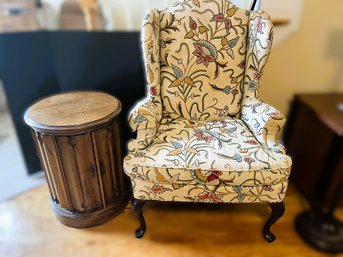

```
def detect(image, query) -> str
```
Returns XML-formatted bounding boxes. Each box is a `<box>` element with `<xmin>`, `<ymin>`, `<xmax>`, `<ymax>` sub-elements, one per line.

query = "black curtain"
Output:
<box><xmin>0</xmin><ymin>31</ymin><xmax>146</xmax><ymax>175</ymax></box>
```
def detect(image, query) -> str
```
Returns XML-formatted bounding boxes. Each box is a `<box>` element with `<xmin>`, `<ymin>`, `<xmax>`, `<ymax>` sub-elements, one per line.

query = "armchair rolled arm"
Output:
<box><xmin>129</xmin><ymin>96</ymin><xmax>162</xmax><ymax>132</ymax></box>
<box><xmin>241</xmin><ymin>97</ymin><xmax>286</xmax><ymax>154</ymax></box>
<box><xmin>128</xmin><ymin>96</ymin><xmax>162</xmax><ymax>151</ymax></box>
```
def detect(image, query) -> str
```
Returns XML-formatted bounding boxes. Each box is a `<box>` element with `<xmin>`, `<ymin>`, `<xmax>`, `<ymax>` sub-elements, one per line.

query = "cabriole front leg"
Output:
<box><xmin>132</xmin><ymin>198</ymin><xmax>147</xmax><ymax>239</ymax></box>
<box><xmin>263</xmin><ymin>202</ymin><xmax>285</xmax><ymax>243</ymax></box>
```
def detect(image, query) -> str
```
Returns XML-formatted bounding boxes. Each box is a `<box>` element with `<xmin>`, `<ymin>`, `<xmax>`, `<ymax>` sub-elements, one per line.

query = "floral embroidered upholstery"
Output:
<box><xmin>124</xmin><ymin>0</ymin><xmax>292</xmax><ymax>204</ymax></box>
<box><xmin>159</xmin><ymin>2</ymin><xmax>249</xmax><ymax>121</ymax></box>
<box><xmin>125</xmin><ymin>118</ymin><xmax>291</xmax><ymax>186</ymax></box>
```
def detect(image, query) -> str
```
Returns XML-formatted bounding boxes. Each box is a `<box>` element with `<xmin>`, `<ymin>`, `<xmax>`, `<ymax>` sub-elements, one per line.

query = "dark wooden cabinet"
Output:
<box><xmin>285</xmin><ymin>94</ymin><xmax>343</xmax><ymax>211</ymax></box>
<box><xmin>284</xmin><ymin>94</ymin><xmax>343</xmax><ymax>253</ymax></box>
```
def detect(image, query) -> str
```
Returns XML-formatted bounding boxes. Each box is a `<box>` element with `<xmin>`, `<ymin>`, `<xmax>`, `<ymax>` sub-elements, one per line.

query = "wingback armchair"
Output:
<box><xmin>124</xmin><ymin>0</ymin><xmax>292</xmax><ymax>242</ymax></box>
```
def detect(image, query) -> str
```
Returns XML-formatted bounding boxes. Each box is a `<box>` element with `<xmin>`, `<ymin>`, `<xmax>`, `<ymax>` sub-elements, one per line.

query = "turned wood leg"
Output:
<box><xmin>263</xmin><ymin>202</ymin><xmax>285</xmax><ymax>243</ymax></box>
<box><xmin>132</xmin><ymin>198</ymin><xmax>147</xmax><ymax>239</ymax></box>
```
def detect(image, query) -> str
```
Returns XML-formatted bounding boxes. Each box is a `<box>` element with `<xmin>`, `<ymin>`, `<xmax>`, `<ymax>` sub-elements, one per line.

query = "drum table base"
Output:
<box><xmin>51</xmin><ymin>194</ymin><xmax>129</xmax><ymax>228</ymax></box>
<box><xmin>25</xmin><ymin>92</ymin><xmax>129</xmax><ymax>228</ymax></box>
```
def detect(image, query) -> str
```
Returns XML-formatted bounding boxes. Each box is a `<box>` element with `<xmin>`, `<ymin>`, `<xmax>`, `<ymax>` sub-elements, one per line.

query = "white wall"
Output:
<box><xmin>261</xmin><ymin>0</ymin><xmax>343</xmax><ymax>115</ymax></box>
<box><xmin>42</xmin><ymin>0</ymin><xmax>302</xmax><ymax>40</ymax></box>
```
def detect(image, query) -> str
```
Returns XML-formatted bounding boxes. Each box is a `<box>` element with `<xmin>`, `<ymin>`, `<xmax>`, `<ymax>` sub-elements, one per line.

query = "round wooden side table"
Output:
<box><xmin>24</xmin><ymin>91</ymin><xmax>129</xmax><ymax>228</ymax></box>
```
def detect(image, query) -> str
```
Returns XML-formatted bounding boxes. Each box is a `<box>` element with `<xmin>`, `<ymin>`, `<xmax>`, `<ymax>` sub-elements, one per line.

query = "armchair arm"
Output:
<box><xmin>128</xmin><ymin>96</ymin><xmax>162</xmax><ymax>151</ymax></box>
<box><xmin>241</xmin><ymin>97</ymin><xmax>286</xmax><ymax>154</ymax></box>
<box><xmin>128</xmin><ymin>96</ymin><xmax>162</xmax><ymax>132</ymax></box>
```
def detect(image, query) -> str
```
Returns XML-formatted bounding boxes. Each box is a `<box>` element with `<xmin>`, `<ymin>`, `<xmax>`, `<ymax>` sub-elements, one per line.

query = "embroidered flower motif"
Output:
<box><xmin>211</xmin><ymin>14</ymin><xmax>225</xmax><ymax>22</ymax></box>
<box><xmin>213</xmin><ymin>120</ymin><xmax>227</xmax><ymax>125</ymax></box>
<box><xmin>195</xmin><ymin>129</ymin><xmax>215</xmax><ymax>143</ymax></box>
<box><xmin>254</xmin><ymin>72</ymin><xmax>262</xmax><ymax>81</ymax></box>
<box><xmin>263</xmin><ymin>185</ymin><xmax>274</xmax><ymax>192</ymax></box>
<box><xmin>195</xmin><ymin>191</ymin><xmax>224</xmax><ymax>203</ymax></box>
<box><xmin>244</xmin><ymin>157</ymin><xmax>255</xmax><ymax>169</ymax></box>
<box><xmin>248</xmin><ymin>81</ymin><xmax>258</xmax><ymax>92</ymax></box>
<box><xmin>225</xmin><ymin>18</ymin><xmax>232</xmax><ymax>32</ymax></box>
<box><xmin>223</xmin><ymin>86</ymin><xmax>231</xmax><ymax>95</ymax></box>
<box><xmin>231</xmin><ymin>88</ymin><xmax>239</xmax><ymax>96</ymax></box>
<box><xmin>150</xmin><ymin>184</ymin><xmax>172</xmax><ymax>194</ymax></box>
<box><xmin>237</xmin><ymin>60</ymin><xmax>246</xmax><ymax>69</ymax></box>
<box><xmin>189</xmin><ymin>17</ymin><xmax>197</xmax><ymax>30</ymax></box>
<box><xmin>267</xmin><ymin>111</ymin><xmax>281</xmax><ymax>116</ymax></box>
<box><xmin>149</xmin><ymin>86</ymin><xmax>157</xmax><ymax>96</ymax></box>
<box><xmin>256</xmin><ymin>16</ymin><xmax>263</xmax><ymax>34</ymax></box>
<box><xmin>244</xmin><ymin>140</ymin><xmax>258</xmax><ymax>145</ymax></box>
<box><xmin>193</xmin><ymin>40</ymin><xmax>218</xmax><ymax>67</ymax></box>
<box><xmin>207</xmin><ymin>170</ymin><xmax>223</xmax><ymax>182</ymax></box>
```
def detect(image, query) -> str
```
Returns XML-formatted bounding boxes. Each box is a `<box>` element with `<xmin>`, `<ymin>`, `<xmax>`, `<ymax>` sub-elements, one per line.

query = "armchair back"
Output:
<box><xmin>141</xmin><ymin>0</ymin><xmax>274</xmax><ymax>122</ymax></box>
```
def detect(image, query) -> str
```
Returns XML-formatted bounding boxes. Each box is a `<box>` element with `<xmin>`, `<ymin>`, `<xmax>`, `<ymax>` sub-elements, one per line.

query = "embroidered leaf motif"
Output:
<box><xmin>191</xmin><ymin>169</ymin><xmax>207</xmax><ymax>183</ymax></box>
<box><xmin>168</xmin><ymin>149</ymin><xmax>182</xmax><ymax>156</ymax></box>
<box><xmin>244</xmin><ymin>157</ymin><xmax>255</xmax><ymax>164</ymax></box>
<box><xmin>133</xmin><ymin>114</ymin><xmax>146</xmax><ymax>124</ymax></box>
<box><xmin>221</xmin><ymin>37</ymin><xmax>228</xmax><ymax>46</ymax></box>
<box><xmin>184</xmin><ymin>77</ymin><xmax>195</xmax><ymax>87</ymax></box>
<box><xmin>233</xmin><ymin>186</ymin><xmax>245</xmax><ymax>202</ymax></box>
<box><xmin>172</xmin><ymin>183</ymin><xmax>185</xmax><ymax>190</ymax></box>
<box><xmin>171</xmin><ymin>64</ymin><xmax>183</xmax><ymax>78</ymax></box>
<box><xmin>228</xmin><ymin>127</ymin><xmax>237</xmax><ymax>133</ymax></box>
<box><xmin>231</xmin><ymin>77</ymin><xmax>238</xmax><ymax>84</ymax></box>
<box><xmin>150</xmin><ymin>184</ymin><xmax>172</xmax><ymax>194</ymax></box>
<box><xmin>232</xmin><ymin>153</ymin><xmax>242</xmax><ymax>162</ymax></box>
<box><xmin>169</xmin><ymin>78</ymin><xmax>181</xmax><ymax>88</ymax></box>
<box><xmin>192</xmin><ymin>0</ymin><xmax>200</xmax><ymax>7</ymax></box>
<box><xmin>225</xmin><ymin>18</ymin><xmax>232</xmax><ymax>32</ymax></box>
<box><xmin>185</xmin><ymin>147</ymin><xmax>199</xmax><ymax>155</ymax></box>
<box><xmin>139</xmin><ymin>109</ymin><xmax>151</xmax><ymax>116</ymax></box>
<box><xmin>189</xmin><ymin>17</ymin><xmax>197</xmax><ymax>30</ymax></box>
<box><xmin>198</xmin><ymin>26</ymin><xmax>209</xmax><ymax>34</ymax></box>
<box><xmin>226</xmin><ymin>7</ymin><xmax>238</xmax><ymax>17</ymax></box>
<box><xmin>185</xmin><ymin>31</ymin><xmax>195</xmax><ymax>39</ymax></box>
<box><xmin>226</xmin><ymin>48</ymin><xmax>234</xmax><ymax>59</ymax></box>
<box><xmin>254</xmin><ymin>121</ymin><xmax>261</xmax><ymax>129</ymax></box>
<box><xmin>239</xmin><ymin>148</ymin><xmax>248</xmax><ymax>153</ymax></box>
<box><xmin>171</xmin><ymin>141</ymin><xmax>183</xmax><ymax>149</ymax></box>
<box><xmin>228</xmin><ymin>36</ymin><xmax>239</xmax><ymax>48</ymax></box>
<box><xmin>147</xmin><ymin>65</ymin><xmax>154</xmax><ymax>84</ymax></box>
<box><xmin>211</xmin><ymin>14</ymin><xmax>225</xmax><ymax>22</ymax></box>
<box><xmin>155</xmin><ymin>169</ymin><xmax>167</xmax><ymax>183</ymax></box>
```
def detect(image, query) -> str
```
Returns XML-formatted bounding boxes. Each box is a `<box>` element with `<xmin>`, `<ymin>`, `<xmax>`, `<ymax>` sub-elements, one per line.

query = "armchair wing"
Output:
<box><xmin>241</xmin><ymin>11</ymin><xmax>286</xmax><ymax>153</ymax></box>
<box><xmin>128</xmin><ymin>9</ymin><xmax>163</xmax><ymax>150</ymax></box>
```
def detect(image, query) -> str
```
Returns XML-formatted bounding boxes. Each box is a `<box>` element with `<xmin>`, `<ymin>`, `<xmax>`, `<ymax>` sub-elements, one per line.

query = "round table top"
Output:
<box><xmin>24</xmin><ymin>91</ymin><xmax>121</xmax><ymax>133</ymax></box>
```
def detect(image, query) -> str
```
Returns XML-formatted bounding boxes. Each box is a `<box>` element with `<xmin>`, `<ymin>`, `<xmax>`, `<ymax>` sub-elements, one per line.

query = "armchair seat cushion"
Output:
<box><xmin>124</xmin><ymin>118</ymin><xmax>292</xmax><ymax>187</ymax></box>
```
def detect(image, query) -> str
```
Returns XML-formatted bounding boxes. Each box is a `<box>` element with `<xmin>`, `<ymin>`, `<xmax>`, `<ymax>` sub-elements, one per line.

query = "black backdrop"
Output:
<box><xmin>0</xmin><ymin>31</ymin><xmax>146</xmax><ymax>174</ymax></box>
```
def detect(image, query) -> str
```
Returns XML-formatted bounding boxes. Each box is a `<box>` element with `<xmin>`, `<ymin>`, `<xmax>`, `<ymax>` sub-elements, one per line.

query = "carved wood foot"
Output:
<box><xmin>263</xmin><ymin>202</ymin><xmax>285</xmax><ymax>243</ymax></box>
<box><xmin>132</xmin><ymin>198</ymin><xmax>147</xmax><ymax>239</ymax></box>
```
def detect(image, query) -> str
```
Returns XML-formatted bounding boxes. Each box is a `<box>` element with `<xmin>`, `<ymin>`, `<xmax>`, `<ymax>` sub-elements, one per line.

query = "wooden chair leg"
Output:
<box><xmin>132</xmin><ymin>198</ymin><xmax>147</xmax><ymax>239</ymax></box>
<box><xmin>263</xmin><ymin>202</ymin><xmax>285</xmax><ymax>243</ymax></box>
